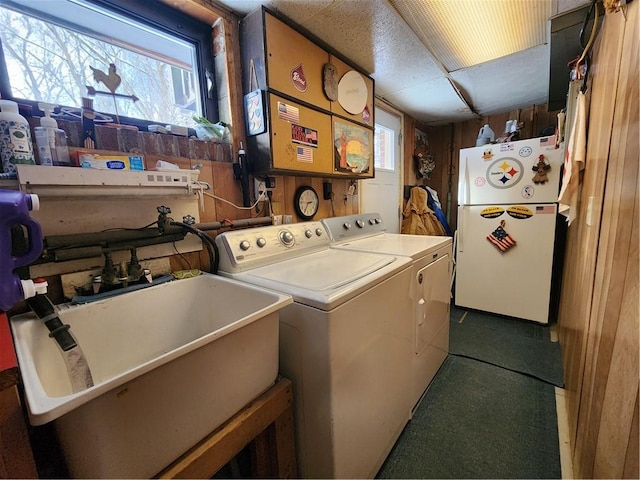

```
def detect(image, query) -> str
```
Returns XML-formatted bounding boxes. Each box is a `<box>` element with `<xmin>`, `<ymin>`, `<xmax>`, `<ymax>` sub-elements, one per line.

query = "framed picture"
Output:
<box><xmin>333</xmin><ymin>118</ymin><xmax>373</xmax><ymax>176</ymax></box>
<box><xmin>415</xmin><ymin>128</ymin><xmax>428</xmax><ymax>149</ymax></box>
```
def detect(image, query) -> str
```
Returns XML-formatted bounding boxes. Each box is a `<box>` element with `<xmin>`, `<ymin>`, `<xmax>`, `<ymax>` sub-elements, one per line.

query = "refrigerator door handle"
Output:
<box><xmin>462</xmin><ymin>157</ymin><xmax>470</xmax><ymax>205</ymax></box>
<box><xmin>458</xmin><ymin>206</ymin><xmax>467</xmax><ymax>252</ymax></box>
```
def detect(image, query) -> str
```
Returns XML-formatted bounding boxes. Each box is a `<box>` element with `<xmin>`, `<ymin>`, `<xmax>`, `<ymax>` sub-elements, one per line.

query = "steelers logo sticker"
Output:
<box><xmin>485</xmin><ymin>157</ymin><xmax>524</xmax><ymax>189</ymax></box>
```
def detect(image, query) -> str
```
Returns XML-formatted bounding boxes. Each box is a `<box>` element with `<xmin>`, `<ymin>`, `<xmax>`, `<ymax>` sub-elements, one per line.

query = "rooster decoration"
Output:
<box><xmin>90</xmin><ymin>63</ymin><xmax>121</xmax><ymax>93</ymax></box>
<box><xmin>86</xmin><ymin>62</ymin><xmax>138</xmax><ymax>124</ymax></box>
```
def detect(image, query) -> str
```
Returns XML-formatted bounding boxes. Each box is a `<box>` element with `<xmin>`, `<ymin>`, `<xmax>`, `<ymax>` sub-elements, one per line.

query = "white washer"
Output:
<box><xmin>215</xmin><ymin>222</ymin><xmax>413</xmax><ymax>479</ymax></box>
<box><xmin>322</xmin><ymin>213</ymin><xmax>453</xmax><ymax>411</ymax></box>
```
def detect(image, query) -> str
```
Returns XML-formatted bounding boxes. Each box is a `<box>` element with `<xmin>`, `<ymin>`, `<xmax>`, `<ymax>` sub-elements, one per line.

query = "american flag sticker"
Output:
<box><xmin>296</xmin><ymin>146</ymin><xmax>313</xmax><ymax>163</ymax></box>
<box><xmin>539</xmin><ymin>135</ymin><xmax>556</xmax><ymax>147</ymax></box>
<box><xmin>487</xmin><ymin>221</ymin><xmax>517</xmax><ymax>253</ymax></box>
<box><xmin>536</xmin><ymin>205</ymin><xmax>556</xmax><ymax>214</ymax></box>
<box><xmin>278</xmin><ymin>102</ymin><xmax>299</xmax><ymax>123</ymax></box>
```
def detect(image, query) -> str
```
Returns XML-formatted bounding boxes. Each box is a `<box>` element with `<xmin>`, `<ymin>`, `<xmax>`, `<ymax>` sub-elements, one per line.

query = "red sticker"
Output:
<box><xmin>291</xmin><ymin>64</ymin><xmax>308</xmax><ymax>92</ymax></box>
<box><xmin>362</xmin><ymin>106</ymin><xmax>371</xmax><ymax>124</ymax></box>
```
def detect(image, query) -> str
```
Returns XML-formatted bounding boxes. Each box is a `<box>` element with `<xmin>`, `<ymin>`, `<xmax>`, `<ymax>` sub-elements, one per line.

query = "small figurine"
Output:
<box><xmin>532</xmin><ymin>154</ymin><xmax>551</xmax><ymax>184</ymax></box>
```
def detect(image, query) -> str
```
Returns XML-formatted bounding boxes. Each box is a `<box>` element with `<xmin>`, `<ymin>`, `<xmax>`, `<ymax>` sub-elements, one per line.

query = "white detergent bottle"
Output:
<box><xmin>34</xmin><ymin>103</ymin><xmax>71</xmax><ymax>166</ymax></box>
<box><xmin>476</xmin><ymin>123</ymin><xmax>495</xmax><ymax>146</ymax></box>
<box><xmin>0</xmin><ymin>99</ymin><xmax>35</xmax><ymax>172</ymax></box>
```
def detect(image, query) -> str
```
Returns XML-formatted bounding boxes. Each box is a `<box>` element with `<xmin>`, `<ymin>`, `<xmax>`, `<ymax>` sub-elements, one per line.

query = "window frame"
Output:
<box><xmin>0</xmin><ymin>0</ymin><xmax>218</xmax><ymax>130</ymax></box>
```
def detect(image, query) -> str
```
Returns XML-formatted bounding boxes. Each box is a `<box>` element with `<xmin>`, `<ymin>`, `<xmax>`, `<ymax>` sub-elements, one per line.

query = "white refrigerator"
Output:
<box><xmin>455</xmin><ymin>136</ymin><xmax>563</xmax><ymax>324</ymax></box>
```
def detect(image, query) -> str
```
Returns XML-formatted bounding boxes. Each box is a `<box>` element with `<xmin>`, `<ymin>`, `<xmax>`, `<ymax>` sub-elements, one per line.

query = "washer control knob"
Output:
<box><xmin>369</xmin><ymin>218</ymin><xmax>376</xmax><ymax>225</ymax></box>
<box><xmin>279</xmin><ymin>230</ymin><xmax>295</xmax><ymax>246</ymax></box>
<box><xmin>256</xmin><ymin>237</ymin><xmax>267</xmax><ymax>248</ymax></box>
<box><xmin>375</xmin><ymin>217</ymin><xmax>382</xmax><ymax>224</ymax></box>
<box><xmin>356</xmin><ymin>219</ymin><xmax>365</xmax><ymax>228</ymax></box>
<box><xmin>343</xmin><ymin>222</ymin><xmax>352</xmax><ymax>230</ymax></box>
<box><xmin>315</xmin><ymin>228</ymin><xmax>324</xmax><ymax>236</ymax></box>
<box><xmin>239</xmin><ymin>240</ymin><xmax>251</xmax><ymax>251</ymax></box>
<box><xmin>305</xmin><ymin>229</ymin><xmax>313</xmax><ymax>238</ymax></box>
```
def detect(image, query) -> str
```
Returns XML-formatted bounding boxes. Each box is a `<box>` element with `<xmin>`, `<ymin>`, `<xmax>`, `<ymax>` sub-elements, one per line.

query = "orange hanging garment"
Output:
<box><xmin>401</xmin><ymin>187</ymin><xmax>446</xmax><ymax>236</ymax></box>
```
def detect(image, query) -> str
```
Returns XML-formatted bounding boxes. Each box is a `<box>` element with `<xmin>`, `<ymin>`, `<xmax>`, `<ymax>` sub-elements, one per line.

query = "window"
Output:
<box><xmin>374</xmin><ymin>123</ymin><xmax>395</xmax><ymax>171</ymax></box>
<box><xmin>0</xmin><ymin>0</ymin><xmax>217</xmax><ymax>128</ymax></box>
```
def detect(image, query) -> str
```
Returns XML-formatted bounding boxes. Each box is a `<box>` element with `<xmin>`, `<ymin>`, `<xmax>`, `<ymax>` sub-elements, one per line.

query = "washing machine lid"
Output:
<box><xmin>333</xmin><ymin>233</ymin><xmax>452</xmax><ymax>260</ymax></box>
<box><xmin>231</xmin><ymin>248</ymin><xmax>410</xmax><ymax>310</ymax></box>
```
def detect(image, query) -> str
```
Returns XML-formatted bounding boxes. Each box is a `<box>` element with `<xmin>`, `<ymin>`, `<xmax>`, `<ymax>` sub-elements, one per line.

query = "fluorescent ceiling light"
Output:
<box><xmin>388</xmin><ymin>0</ymin><xmax>552</xmax><ymax>72</ymax></box>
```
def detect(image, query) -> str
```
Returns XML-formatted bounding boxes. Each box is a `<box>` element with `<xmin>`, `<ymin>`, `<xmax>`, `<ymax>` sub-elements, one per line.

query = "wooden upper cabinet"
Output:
<box><xmin>328</xmin><ymin>55</ymin><xmax>375</xmax><ymax>128</ymax></box>
<box><xmin>264</xmin><ymin>13</ymin><xmax>330</xmax><ymax>111</ymax></box>
<box><xmin>240</xmin><ymin>7</ymin><xmax>375</xmax><ymax>178</ymax></box>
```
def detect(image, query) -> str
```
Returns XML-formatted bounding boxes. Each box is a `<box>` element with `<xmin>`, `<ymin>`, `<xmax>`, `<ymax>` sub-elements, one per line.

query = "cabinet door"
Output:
<box><xmin>269</xmin><ymin>94</ymin><xmax>333</xmax><ymax>174</ymax></box>
<box><xmin>329</xmin><ymin>55</ymin><xmax>374</xmax><ymax>127</ymax></box>
<box><xmin>265</xmin><ymin>13</ymin><xmax>330</xmax><ymax>110</ymax></box>
<box><xmin>415</xmin><ymin>254</ymin><xmax>451</xmax><ymax>355</ymax></box>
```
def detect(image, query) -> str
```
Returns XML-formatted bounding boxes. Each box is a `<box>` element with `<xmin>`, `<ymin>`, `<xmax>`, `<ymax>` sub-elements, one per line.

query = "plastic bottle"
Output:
<box><xmin>0</xmin><ymin>190</ymin><xmax>44</xmax><ymax>311</ymax></box>
<box><xmin>0</xmin><ymin>99</ymin><xmax>36</xmax><ymax>173</ymax></box>
<box><xmin>476</xmin><ymin>123</ymin><xmax>495</xmax><ymax>147</ymax></box>
<box><xmin>34</xmin><ymin>103</ymin><xmax>71</xmax><ymax>166</ymax></box>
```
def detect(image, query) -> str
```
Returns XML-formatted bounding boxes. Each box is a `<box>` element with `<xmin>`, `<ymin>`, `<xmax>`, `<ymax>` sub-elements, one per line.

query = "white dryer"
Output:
<box><xmin>215</xmin><ymin>222</ymin><xmax>413</xmax><ymax>479</ymax></box>
<box><xmin>322</xmin><ymin>213</ymin><xmax>452</xmax><ymax>411</ymax></box>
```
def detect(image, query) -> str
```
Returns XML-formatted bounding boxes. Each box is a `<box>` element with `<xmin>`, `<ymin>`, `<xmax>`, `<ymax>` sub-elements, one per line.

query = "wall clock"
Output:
<box><xmin>294</xmin><ymin>185</ymin><xmax>319</xmax><ymax>219</ymax></box>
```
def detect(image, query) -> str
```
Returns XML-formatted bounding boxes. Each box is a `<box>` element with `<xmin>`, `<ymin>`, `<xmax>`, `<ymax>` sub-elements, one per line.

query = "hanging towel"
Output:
<box><xmin>401</xmin><ymin>187</ymin><xmax>446</xmax><ymax>236</ymax></box>
<box><xmin>558</xmin><ymin>89</ymin><xmax>588</xmax><ymax>225</ymax></box>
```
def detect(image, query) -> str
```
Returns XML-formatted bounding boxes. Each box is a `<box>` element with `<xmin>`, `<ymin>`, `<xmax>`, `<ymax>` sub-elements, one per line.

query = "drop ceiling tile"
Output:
<box><xmin>451</xmin><ymin>44</ymin><xmax>550</xmax><ymax>116</ymax></box>
<box><xmin>381</xmin><ymin>76</ymin><xmax>476</xmax><ymax>125</ymax></box>
<box><xmin>294</xmin><ymin>0</ymin><xmax>444</xmax><ymax>83</ymax></box>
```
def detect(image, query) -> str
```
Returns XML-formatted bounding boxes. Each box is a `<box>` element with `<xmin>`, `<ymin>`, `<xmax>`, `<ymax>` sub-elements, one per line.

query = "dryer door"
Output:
<box><xmin>415</xmin><ymin>254</ymin><xmax>451</xmax><ymax>355</ymax></box>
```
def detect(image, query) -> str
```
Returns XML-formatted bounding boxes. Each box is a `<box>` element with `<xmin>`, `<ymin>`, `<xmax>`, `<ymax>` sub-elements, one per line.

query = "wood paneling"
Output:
<box><xmin>554</xmin><ymin>3</ymin><xmax>639</xmax><ymax>478</ymax></box>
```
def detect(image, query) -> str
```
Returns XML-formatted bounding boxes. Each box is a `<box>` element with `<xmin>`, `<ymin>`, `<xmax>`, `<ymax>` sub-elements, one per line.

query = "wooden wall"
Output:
<box><xmin>555</xmin><ymin>3</ymin><xmax>639</xmax><ymax>478</ymax></box>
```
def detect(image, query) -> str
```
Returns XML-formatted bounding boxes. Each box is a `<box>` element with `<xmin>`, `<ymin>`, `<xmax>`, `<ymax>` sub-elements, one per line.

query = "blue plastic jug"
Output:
<box><xmin>0</xmin><ymin>190</ymin><xmax>43</xmax><ymax>311</ymax></box>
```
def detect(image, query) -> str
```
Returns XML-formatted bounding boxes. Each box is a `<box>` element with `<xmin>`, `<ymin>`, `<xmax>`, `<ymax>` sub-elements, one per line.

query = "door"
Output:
<box><xmin>455</xmin><ymin>203</ymin><xmax>557</xmax><ymax>323</ymax></box>
<box><xmin>458</xmin><ymin>137</ymin><xmax>563</xmax><ymax>206</ymax></box>
<box><xmin>414</xmin><ymin>253</ymin><xmax>451</xmax><ymax>405</ymax></box>
<box><xmin>360</xmin><ymin>106</ymin><xmax>402</xmax><ymax>232</ymax></box>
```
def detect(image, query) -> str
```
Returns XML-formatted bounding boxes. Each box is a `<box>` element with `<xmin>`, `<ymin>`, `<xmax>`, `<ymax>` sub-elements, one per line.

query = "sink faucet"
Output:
<box><xmin>93</xmin><ymin>249</ymin><xmax>152</xmax><ymax>294</ymax></box>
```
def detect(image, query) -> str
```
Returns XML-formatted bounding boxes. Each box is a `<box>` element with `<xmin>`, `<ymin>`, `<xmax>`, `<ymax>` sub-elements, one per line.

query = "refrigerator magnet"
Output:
<box><xmin>531</xmin><ymin>154</ymin><xmax>551</xmax><ymax>184</ymax></box>
<box><xmin>507</xmin><ymin>205</ymin><xmax>533</xmax><ymax>219</ymax></box>
<box><xmin>487</xmin><ymin>220</ymin><xmax>517</xmax><ymax>253</ymax></box>
<box><xmin>482</xmin><ymin>148</ymin><xmax>493</xmax><ymax>160</ymax></box>
<box><xmin>480</xmin><ymin>206</ymin><xmax>505</xmax><ymax>218</ymax></box>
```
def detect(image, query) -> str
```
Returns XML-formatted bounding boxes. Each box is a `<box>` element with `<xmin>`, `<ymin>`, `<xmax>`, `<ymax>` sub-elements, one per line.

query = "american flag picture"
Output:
<box><xmin>296</xmin><ymin>146</ymin><xmax>313</xmax><ymax>163</ymax></box>
<box><xmin>487</xmin><ymin>221</ymin><xmax>517</xmax><ymax>253</ymax></box>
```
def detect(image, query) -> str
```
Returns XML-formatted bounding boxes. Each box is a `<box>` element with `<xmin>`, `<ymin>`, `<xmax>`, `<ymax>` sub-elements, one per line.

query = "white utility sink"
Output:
<box><xmin>10</xmin><ymin>273</ymin><xmax>292</xmax><ymax>478</ymax></box>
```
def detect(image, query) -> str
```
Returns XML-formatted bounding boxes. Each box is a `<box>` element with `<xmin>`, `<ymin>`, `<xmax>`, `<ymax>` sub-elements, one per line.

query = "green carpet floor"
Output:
<box><xmin>449</xmin><ymin>307</ymin><xmax>564</xmax><ymax>387</ymax></box>
<box><xmin>377</xmin><ymin>308</ymin><xmax>562</xmax><ymax>479</ymax></box>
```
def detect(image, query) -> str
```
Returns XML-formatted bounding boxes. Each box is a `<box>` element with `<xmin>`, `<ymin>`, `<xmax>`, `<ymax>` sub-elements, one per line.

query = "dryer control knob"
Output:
<box><xmin>279</xmin><ymin>230</ymin><xmax>295</xmax><ymax>246</ymax></box>
<box><xmin>375</xmin><ymin>217</ymin><xmax>382</xmax><ymax>224</ymax></box>
<box><xmin>369</xmin><ymin>218</ymin><xmax>376</xmax><ymax>225</ymax></box>
<box><xmin>315</xmin><ymin>228</ymin><xmax>323</xmax><ymax>236</ymax></box>
<box><xmin>305</xmin><ymin>229</ymin><xmax>313</xmax><ymax>238</ymax></box>
<box><xmin>343</xmin><ymin>222</ymin><xmax>352</xmax><ymax>230</ymax></box>
<box><xmin>356</xmin><ymin>219</ymin><xmax>365</xmax><ymax>228</ymax></box>
<box><xmin>239</xmin><ymin>240</ymin><xmax>251</xmax><ymax>251</ymax></box>
<box><xmin>256</xmin><ymin>237</ymin><xmax>266</xmax><ymax>248</ymax></box>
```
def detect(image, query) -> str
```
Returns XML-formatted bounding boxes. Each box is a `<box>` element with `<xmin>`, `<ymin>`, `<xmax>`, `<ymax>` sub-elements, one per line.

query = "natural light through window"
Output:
<box><xmin>0</xmin><ymin>0</ymin><xmax>202</xmax><ymax>127</ymax></box>
<box><xmin>374</xmin><ymin>123</ymin><xmax>394</xmax><ymax>171</ymax></box>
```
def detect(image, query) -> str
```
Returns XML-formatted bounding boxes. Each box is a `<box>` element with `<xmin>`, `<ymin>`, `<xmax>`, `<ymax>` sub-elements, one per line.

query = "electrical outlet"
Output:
<box><xmin>254</xmin><ymin>178</ymin><xmax>268</xmax><ymax>200</ymax></box>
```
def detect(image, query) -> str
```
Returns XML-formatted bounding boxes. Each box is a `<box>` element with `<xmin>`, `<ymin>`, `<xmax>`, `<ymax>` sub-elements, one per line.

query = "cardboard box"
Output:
<box><xmin>75</xmin><ymin>152</ymin><xmax>145</xmax><ymax>171</ymax></box>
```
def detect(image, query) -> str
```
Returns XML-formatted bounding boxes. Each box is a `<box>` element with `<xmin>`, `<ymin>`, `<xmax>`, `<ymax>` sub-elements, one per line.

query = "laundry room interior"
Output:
<box><xmin>0</xmin><ymin>0</ymin><xmax>637</xmax><ymax>479</ymax></box>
